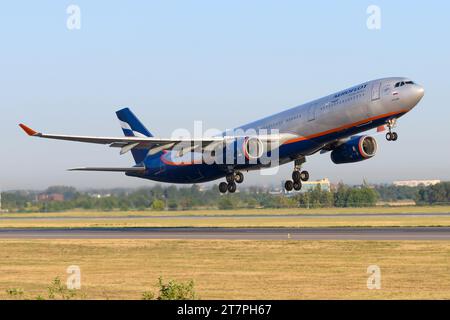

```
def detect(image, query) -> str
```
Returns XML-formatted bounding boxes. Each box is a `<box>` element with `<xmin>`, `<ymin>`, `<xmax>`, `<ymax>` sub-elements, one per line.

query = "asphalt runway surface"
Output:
<box><xmin>1</xmin><ymin>227</ymin><xmax>450</xmax><ymax>240</ymax></box>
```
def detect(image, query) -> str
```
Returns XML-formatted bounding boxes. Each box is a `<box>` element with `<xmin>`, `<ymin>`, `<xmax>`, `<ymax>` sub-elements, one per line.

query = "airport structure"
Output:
<box><xmin>393</xmin><ymin>180</ymin><xmax>440</xmax><ymax>187</ymax></box>
<box><xmin>283</xmin><ymin>178</ymin><xmax>331</xmax><ymax>194</ymax></box>
<box><xmin>301</xmin><ymin>178</ymin><xmax>331</xmax><ymax>192</ymax></box>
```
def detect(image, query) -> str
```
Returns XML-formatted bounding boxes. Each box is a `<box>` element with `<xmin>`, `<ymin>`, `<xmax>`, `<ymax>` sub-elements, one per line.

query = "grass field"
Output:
<box><xmin>1</xmin><ymin>206</ymin><xmax>450</xmax><ymax>228</ymax></box>
<box><xmin>1</xmin><ymin>216</ymin><xmax>450</xmax><ymax>228</ymax></box>
<box><xmin>0</xmin><ymin>240</ymin><xmax>449</xmax><ymax>299</ymax></box>
<box><xmin>2</xmin><ymin>205</ymin><xmax>450</xmax><ymax>219</ymax></box>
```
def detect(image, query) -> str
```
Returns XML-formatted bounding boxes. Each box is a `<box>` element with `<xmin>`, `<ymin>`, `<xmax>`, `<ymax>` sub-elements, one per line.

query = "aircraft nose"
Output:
<box><xmin>415</xmin><ymin>84</ymin><xmax>425</xmax><ymax>100</ymax></box>
<box><xmin>408</xmin><ymin>83</ymin><xmax>424</xmax><ymax>107</ymax></box>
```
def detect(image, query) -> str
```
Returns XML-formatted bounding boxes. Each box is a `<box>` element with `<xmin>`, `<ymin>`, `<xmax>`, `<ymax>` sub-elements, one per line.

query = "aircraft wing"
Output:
<box><xmin>19</xmin><ymin>123</ymin><xmax>224</xmax><ymax>155</ymax></box>
<box><xmin>19</xmin><ymin>123</ymin><xmax>298</xmax><ymax>156</ymax></box>
<box><xmin>68</xmin><ymin>166</ymin><xmax>146</xmax><ymax>172</ymax></box>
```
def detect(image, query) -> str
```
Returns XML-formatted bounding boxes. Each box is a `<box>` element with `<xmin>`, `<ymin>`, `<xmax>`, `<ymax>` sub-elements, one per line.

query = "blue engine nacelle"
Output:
<box><xmin>226</xmin><ymin>136</ymin><xmax>265</xmax><ymax>164</ymax></box>
<box><xmin>201</xmin><ymin>136</ymin><xmax>266</xmax><ymax>165</ymax></box>
<box><xmin>330</xmin><ymin>135</ymin><xmax>378</xmax><ymax>164</ymax></box>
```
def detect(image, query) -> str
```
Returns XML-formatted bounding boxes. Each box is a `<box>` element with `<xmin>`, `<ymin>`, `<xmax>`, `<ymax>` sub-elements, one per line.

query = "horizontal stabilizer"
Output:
<box><xmin>68</xmin><ymin>167</ymin><xmax>146</xmax><ymax>172</ymax></box>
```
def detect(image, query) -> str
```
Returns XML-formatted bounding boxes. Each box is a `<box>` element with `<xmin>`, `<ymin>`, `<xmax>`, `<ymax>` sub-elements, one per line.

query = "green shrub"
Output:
<box><xmin>217</xmin><ymin>197</ymin><xmax>235</xmax><ymax>210</ymax></box>
<box><xmin>5</xmin><ymin>288</ymin><xmax>24</xmax><ymax>299</ymax></box>
<box><xmin>151</xmin><ymin>199</ymin><xmax>165</xmax><ymax>211</ymax></box>
<box><xmin>142</xmin><ymin>277</ymin><xmax>197</xmax><ymax>300</ymax></box>
<box><xmin>47</xmin><ymin>277</ymin><xmax>78</xmax><ymax>300</ymax></box>
<box><xmin>157</xmin><ymin>277</ymin><xmax>196</xmax><ymax>300</ymax></box>
<box><xmin>142</xmin><ymin>291</ymin><xmax>155</xmax><ymax>300</ymax></box>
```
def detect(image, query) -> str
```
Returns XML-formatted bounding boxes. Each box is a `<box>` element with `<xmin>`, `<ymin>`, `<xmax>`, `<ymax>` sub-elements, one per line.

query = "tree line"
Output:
<box><xmin>1</xmin><ymin>182</ymin><xmax>449</xmax><ymax>212</ymax></box>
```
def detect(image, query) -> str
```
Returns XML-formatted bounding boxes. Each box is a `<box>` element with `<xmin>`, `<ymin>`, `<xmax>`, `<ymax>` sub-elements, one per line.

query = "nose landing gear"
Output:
<box><xmin>386</xmin><ymin>119</ymin><xmax>398</xmax><ymax>141</ymax></box>
<box><xmin>219</xmin><ymin>171</ymin><xmax>244</xmax><ymax>193</ymax></box>
<box><xmin>284</xmin><ymin>158</ymin><xmax>309</xmax><ymax>192</ymax></box>
<box><xmin>386</xmin><ymin>132</ymin><xmax>398</xmax><ymax>141</ymax></box>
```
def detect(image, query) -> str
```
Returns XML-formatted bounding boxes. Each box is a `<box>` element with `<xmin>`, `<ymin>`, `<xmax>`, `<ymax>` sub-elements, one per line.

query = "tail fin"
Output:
<box><xmin>116</xmin><ymin>107</ymin><xmax>152</xmax><ymax>164</ymax></box>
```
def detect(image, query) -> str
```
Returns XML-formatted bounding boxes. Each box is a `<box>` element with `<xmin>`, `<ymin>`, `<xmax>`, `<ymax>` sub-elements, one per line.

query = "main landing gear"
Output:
<box><xmin>385</xmin><ymin>119</ymin><xmax>398</xmax><ymax>141</ymax></box>
<box><xmin>284</xmin><ymin>158</ymin><xmax>309</xmax><ymax>192</ymax></box>
<box><xmin>219</xmin><ymin>171</ymin><xmax>244</xmax><ymax>193</ymax></box>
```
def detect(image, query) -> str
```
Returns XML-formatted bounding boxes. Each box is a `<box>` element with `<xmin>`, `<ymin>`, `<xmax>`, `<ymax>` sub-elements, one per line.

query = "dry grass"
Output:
<box><xmin>2</xmin><ymin>205</ymin><xmax>450</xmax><ymax>219</ymax></box>
<box><xmin>0</xmin><ymin>240</ymin><xmax>449</xmax><ymax>299</ymax></box>
<box><xmin>1</xmin><ymin>215</ymin><xmax>450</xmax><ymax>228</ymax></box>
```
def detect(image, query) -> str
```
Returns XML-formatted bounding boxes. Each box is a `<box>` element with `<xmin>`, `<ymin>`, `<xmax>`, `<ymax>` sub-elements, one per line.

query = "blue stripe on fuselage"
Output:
<box><xmin>126</xmin><ymin>112</ymin><xmax>404</xmax><ymax>183</ymax></box>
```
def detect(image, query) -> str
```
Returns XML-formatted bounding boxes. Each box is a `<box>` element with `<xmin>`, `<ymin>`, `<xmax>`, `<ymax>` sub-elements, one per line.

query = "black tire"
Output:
<box><xmin>219</xmin><ymin>182</ymin><xmax>228</xmax><ymax>193</ymax></box>
<box><xmin>227</xmin><ymin>182</ymin><xmax>237</xmax><ymax>193</ymax></box>
<box><xmin>292</xmin><ymin>170</ymin><xmax>301</xmax><ymax>183</ymax></box>
<box><xmin>226</xmin><ymin>173</ymin><xmax>235</xmax><ymax>183</ymax></box>
<box><xmin>300</xmin><ymin>170</ymin><xmax>309</xmax><ymax>181</ymax></box>
<box><xmin>285</xmin><ymin>180</ymin><xmax>293</xmax><ymax>191</ymax></box>
<box><xmin>386</xmin><ymin>132</ymin><xmax>392</xmax><ymax>141</ymax></box>
<box><xmin>293</xmin><ymin>181</ymin><xmax>302</xmax><ymax>191</ymax></box>
<box><xmin>234</xmin><ymin>172</ymin><xmax>244</xmax><ymax>184</ymax></box>
<box><xmin>392</xmin><ymin>132</ymin><xmax>398</xmax><ymax>141</ymax></box>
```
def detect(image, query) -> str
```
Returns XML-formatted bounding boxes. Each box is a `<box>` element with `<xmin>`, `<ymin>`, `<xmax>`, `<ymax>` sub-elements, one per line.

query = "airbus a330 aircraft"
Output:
<box><xmin>20</xmin><ymin>77</ymin><xmax>424</xmax><ymax>193</ymax></box>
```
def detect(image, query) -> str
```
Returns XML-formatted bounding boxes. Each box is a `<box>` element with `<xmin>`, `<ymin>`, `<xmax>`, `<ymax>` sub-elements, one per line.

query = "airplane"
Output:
<box><xmin>19</xmin><ymin>77</ymin><xmax>424</xmax><ymax>193</ymax></box>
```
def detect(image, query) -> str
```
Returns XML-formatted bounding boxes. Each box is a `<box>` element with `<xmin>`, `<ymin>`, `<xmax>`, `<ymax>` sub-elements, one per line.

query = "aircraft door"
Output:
<box><xmin>371</xmin><ymin>81</ymin><xmax>381</xmax><ymax>101</ymax></box>
<box><xmin>307</xmin><ymin>103</ymin><xmax>316</xmax><ymax>121</ymax></box>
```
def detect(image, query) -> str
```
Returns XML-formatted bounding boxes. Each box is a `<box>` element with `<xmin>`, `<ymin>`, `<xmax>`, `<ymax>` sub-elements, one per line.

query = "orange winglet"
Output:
<box><xmin>19</xmin><ymin>123</ymin><xmax>38</xmax><ymax>136</ymax></box>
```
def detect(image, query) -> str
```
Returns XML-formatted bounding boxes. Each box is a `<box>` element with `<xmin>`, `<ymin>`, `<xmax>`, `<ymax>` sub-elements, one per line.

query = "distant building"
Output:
<box><xmin>269</xmin><ymin>189</ymin><xmax>283</xmax><ymax>195</ymax></box>
<box><xmin>88</xmin><ymin>193</ymin><xmax>111</xmax><ymax>198</ymax></box>
<box><xmin>393</xmin><ymin>180</ymin><xmax>440</xmax><ymax>187</ymax></box>
<box><xmin>301</xmin><ymin>178</ymin><xmax>331</xmax><ymax>192</ymax></box>
<box><xmin>37</xmin><ymin>193</ymin><xmax>65</xmax><ymax>202</ymax></box>
<box><xmin>283</xmin><ymin>178</ymin><xmax>331</xmax><ymax>194</ymax></box>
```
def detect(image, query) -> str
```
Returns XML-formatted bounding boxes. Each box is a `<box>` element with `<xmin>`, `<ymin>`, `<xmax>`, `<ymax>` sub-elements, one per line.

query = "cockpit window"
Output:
<box><xmin>394</xmin><ymin>81</ymin><xmax>414</xmax><ymax>88</ymax></box>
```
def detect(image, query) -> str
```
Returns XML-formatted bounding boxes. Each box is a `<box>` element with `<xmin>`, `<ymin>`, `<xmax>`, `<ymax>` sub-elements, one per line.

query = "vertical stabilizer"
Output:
<box><xmin>116</xmin><ymin>107</ymin><xmax>152</xmax><ymax>164</ymax></box>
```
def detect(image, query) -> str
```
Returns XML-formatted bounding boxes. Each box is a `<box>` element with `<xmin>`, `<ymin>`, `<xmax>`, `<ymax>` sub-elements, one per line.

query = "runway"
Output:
<box><xmin>1</xmin><ymin>227</ymin><xmax>450</xmax><ymax>240</ymax></box>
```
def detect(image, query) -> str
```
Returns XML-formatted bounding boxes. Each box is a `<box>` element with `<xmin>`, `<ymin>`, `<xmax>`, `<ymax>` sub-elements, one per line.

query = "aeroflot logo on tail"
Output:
<box><xmin>334</xmin><ymin>84</ymin><xmax>367</xmax><ymax>98</ymax></box>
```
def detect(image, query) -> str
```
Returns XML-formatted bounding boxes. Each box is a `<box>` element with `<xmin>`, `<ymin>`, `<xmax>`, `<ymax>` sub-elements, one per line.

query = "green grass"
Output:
<box><xmin>0</xmin><ymin>240</ymin><xmax>449</xmax><ymax>299</ymax></box>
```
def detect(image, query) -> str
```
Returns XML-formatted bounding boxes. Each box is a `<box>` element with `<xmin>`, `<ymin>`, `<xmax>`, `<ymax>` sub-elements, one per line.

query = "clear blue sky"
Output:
<box><xmin>1</xmin><ymin>1</ymin><xmax>449</xmax><ymax>189</ymax></box>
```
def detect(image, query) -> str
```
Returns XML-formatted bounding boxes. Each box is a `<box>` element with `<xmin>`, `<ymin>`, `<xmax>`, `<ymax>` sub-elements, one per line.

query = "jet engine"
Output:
<box><xmin>226</xmin><ymin>136</ymin><xmax>265</xmax><ymax>164</ymax></box>
<box><xmin>330</xmin><ymin>135</ymin><xmax>377</xmax><ymax>164</ymax></box>
<box><xmin>202</xmin><ymin>136</ymin><xmax>276</xmax><ymax>165</ymax></box>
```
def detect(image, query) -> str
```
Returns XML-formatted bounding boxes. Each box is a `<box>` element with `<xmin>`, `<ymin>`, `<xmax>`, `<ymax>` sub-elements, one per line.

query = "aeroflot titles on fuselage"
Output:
<box><xmin>334</xmin><ymin>84</ymin><xmax>368</xmax><ymax>98</ymax></box>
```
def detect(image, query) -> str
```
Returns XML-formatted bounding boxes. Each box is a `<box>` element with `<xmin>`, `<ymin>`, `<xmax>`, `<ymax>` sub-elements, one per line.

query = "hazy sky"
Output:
<box><xmin>1</xmin><ymin>1</ymin><xmax>449</xmax><ymax>190</ymax></box>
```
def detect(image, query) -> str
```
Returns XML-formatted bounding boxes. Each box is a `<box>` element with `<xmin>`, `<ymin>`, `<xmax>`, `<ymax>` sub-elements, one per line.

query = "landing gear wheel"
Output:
<box><xmin>300</xmin><ymin>170</ymin><xmax>309</xmax><ymax>181</ymax></box>
<box><xmin>227</xmin><ymin>182</ymin><xmax>237</xmax><ymax>193</ymax></box>
<box><xmin>292</xmin><ymin>171</ymin><xmax>301</xmax><ymax>183</ymax></box>
<box><xmin>293</xmin><ymin>181</ymin><xmax>302</xmax><ymax>191</ymax></box>
<box><xmin>219</xmin><ymin>182</ymin><xmax>228</xmax><ymax>193</ymax></box>
<box><xmin>386</xmin><ymin>132</ymin><xmax>392</xmax><ymax>141</ymax></box>
<box><xmin>285</xmin><ymin>180</ymin><xmax>294</xmax><ymax>191</ymax></box>
<box><xmin>226</xmin><ymin>173</ymin><xmax>235</xmax><ymax>183</ymax></box>
<box><xmin>234</xmin><ymin>172</ymin><xmax>244</xmax><ymax>184</ymax></box>
<box><xmin>386</xmin><ymin>118</ymin><xmax>398</xmax><ymax>142</ymax></box>
<box><xmin>391</xmin><ymin>132</ymin><xmax>398</xmax><ymax>141</ymax></box>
